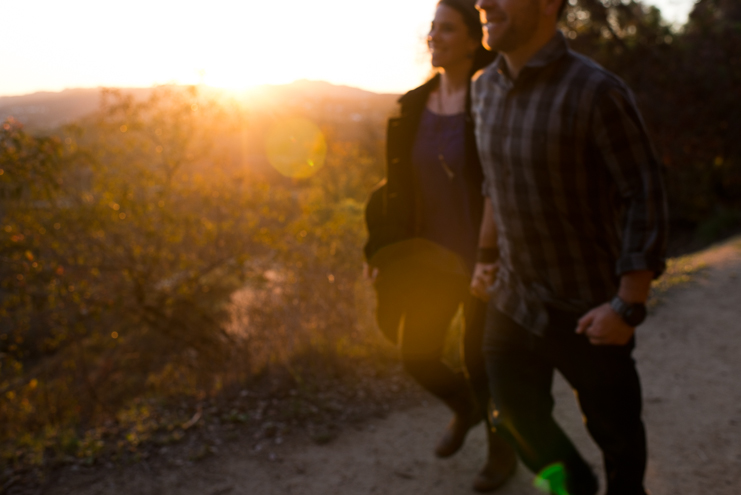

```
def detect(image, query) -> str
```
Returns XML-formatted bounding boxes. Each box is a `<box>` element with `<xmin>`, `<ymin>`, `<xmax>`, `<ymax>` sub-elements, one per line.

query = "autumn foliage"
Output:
<box><xmin>0</xmin><ymin>86</ymin><xmax>386</xmax><ymax>473</ymax></box>
<box><xmin>0</xmin><ymin>0</ymin><xmax>739</xmax><ymax>482</ymax></box>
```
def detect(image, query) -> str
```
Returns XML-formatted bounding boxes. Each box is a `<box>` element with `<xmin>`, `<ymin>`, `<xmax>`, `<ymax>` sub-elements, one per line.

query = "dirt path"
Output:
<box><xmin>46</xmin><ymin>238</ymin><xmax>741</xmax><ymax>495</ymax></box>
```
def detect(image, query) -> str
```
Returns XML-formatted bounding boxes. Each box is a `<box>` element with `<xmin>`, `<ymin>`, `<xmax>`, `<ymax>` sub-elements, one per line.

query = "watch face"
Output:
<box><xmin>624</xmin><ymin>304</ymin><xmax>647</xmax><ymax>327</ymax></box>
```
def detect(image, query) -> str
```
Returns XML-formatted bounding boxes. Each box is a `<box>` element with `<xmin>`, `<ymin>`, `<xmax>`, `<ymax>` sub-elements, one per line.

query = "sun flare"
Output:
<box><xmin>0</xmin><ymin>0</ymin><xmax>434</xmax><ymax>96</ymax></box>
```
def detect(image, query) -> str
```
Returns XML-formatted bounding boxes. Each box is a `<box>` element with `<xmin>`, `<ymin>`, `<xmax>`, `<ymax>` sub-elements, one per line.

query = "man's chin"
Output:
<box><xmin>482</xmin><ymin>35</ymin><xmax>499</xmax><ymax>52</ymax></box>
<box><xmin>483</xmin><ymin>29</ymin><xmax>505</xmax><ymax>52</ymax></box>
<box><xmin>484</xmin><ymin>31</ymin><xmax>519</xmax><ymax>54</ymax></box>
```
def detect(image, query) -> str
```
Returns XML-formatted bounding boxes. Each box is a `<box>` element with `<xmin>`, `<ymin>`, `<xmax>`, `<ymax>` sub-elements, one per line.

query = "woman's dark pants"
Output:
<box><xmin>483</xmin><ymin>305</ymin><xmax>648</xmax><ymax>495</ymax></box>
<box><xmin>393</xmin><ymin>268</ymin><xmax>490</xmax><ymax>421</ymax></box>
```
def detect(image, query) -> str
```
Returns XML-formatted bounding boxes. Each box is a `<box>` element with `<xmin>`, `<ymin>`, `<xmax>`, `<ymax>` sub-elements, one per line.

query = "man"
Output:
<box><xmin>469</xmin><ymin>0</ymin><xmax>668</xmax><ymax>494</ymax></box>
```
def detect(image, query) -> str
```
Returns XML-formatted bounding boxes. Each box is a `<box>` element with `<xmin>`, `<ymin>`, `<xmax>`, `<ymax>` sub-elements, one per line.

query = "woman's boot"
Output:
<box><xmin>435</xmin><ymin>392</ymin><xmax>482</xmax><ymax>458</ymax></box>
<box><xmin>472</xmin><ymin>427</ymin><xmax>518</xmax><ymax>492</ymax></box>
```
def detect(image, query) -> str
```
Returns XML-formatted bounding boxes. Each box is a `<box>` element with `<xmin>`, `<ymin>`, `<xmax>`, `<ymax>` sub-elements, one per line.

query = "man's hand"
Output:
<box><xmin>470</xmin><ymin>262</ymin><xmax>498</xmax><ymax>302</ymax></box>
<box><xmin>576</xmin><ymin>303</ymin><xmax>635</xmax><ymax>345</ymax></box>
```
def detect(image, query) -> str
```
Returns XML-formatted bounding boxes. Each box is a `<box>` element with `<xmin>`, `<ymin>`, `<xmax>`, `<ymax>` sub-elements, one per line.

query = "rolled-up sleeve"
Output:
<box><xmin>591</xmin><ymin>84</ymin><xmax>669</xmax><ymax>278</ymax></box>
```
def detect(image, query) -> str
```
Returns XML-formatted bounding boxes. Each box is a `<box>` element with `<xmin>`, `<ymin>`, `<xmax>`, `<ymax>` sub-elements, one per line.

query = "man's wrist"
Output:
<box><xmin>610</xmin><ymin>295</ymin><xmax>647</xmax><ymax>327</ymax></box>
<box><xmin>617</xmin><ymin>270</ymin><xmax>654</xmax><ymax>303</ymax></box>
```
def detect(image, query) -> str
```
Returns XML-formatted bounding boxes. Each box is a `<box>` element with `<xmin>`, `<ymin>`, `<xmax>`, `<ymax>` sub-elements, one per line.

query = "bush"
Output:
<box><xmin>0</xmin><ymin>86</ymin><xmax>389</xmax><ymax>473</ymax></box>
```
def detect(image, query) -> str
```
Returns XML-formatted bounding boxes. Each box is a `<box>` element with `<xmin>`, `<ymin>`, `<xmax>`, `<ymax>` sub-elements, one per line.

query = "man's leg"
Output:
<box><xmin>462</xmin><ymin>296</ymin><xmax>493</xmax><ymax>427</ymax></box>
<box><xmin>483</xmin><ymin>305</ymin><xmax>597</xmax><ymax>495</ymax></box>
<box><xmin>546</xmin><ymin>309</ymin><xmax>648</xmax><ymax>495</ymax></box>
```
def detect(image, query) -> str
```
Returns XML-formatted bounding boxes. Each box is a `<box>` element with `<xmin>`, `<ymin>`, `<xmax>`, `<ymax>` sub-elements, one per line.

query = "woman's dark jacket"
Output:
<box><xmin>364</xmin><ymin>74</ymin><xmax>486</xmax><ymax>266</ymax></box>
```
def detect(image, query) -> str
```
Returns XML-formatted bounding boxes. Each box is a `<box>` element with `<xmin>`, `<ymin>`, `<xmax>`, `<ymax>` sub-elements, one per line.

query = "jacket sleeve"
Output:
<box><xmin>363</xmin><ymin>180</ymin><xmax>388</xmax><ymax>262</ymax></box>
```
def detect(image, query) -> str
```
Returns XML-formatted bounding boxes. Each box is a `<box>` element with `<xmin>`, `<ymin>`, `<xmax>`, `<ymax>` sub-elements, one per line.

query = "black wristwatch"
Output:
<box><xmin>610</xmin><ymin>295</ymin><xmax>647</xmax><ymax>327</ymax></box>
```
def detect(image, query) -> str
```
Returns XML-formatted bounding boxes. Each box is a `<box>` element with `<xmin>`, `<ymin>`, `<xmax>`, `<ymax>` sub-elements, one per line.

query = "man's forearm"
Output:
<box><xmin>479</xmin><ymin>197</ymin><xmax>498</xmax><ymax>248</ymax></box>
<box><xmin>617</xmin><ymin>270</ymin><xmax>654</xmax><ymax>303</ymax></box>
<box><xmin>471</xmin><ymin>198</ymin><xmax>499</xmax><ymax>301</ymax></box>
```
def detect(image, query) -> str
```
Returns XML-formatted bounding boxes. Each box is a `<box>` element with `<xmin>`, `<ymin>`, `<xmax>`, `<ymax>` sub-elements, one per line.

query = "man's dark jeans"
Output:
<box><xmin>483</xmin><ymin>304</ymin><xmax>648</xmax><ymax>495</ymax></box>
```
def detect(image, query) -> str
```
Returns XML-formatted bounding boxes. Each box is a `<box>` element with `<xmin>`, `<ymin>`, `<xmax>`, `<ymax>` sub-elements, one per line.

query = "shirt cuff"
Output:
<box><xmin>616</xmin><ymin>254</ymin><xmax>666</xmax><ymax>279</ymax></box>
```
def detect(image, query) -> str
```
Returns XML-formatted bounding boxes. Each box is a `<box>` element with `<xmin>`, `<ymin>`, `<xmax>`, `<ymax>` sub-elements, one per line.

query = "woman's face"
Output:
<box><xmin>428</xmin><ymin>4</ymin><xmax>479</xmax><ymax>70</ymax></box>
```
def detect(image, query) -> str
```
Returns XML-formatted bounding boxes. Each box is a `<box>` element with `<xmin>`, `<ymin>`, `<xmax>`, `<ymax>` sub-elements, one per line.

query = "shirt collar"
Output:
<box><xmin>489</xmin><ymin>30</ymin><xmax>569</xmax><ymax>88</ymax></box>
<box><xmin>524</xmin><ymin>30</ymin><xmax>568</xmax><ymax>69</ymax></box>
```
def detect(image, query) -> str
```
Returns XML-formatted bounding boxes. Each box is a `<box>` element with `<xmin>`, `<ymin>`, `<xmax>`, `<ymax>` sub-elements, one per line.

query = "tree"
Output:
<box><xmin>562</xmin><ymin>0</ymin><xmax>741</xmax><ymax>239</ymax></box>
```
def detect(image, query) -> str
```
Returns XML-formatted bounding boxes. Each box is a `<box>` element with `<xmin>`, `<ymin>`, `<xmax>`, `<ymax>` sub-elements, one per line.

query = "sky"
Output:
<box><xmin>2</xmin><ymin>0</ymin><xmax>696</xmax><ymax>97</ymax></box>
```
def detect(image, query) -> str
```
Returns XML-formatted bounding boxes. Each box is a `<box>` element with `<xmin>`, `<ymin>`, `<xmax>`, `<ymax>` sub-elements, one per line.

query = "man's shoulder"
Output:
<box><xmin>560</xmin><ymin>50</ymin><xmax>631</xmax><ymax>97</ymax></box>
<box><xmin>471</xmin><ymin>59</ymin><xmax>502</xmax><ymax>94</ymax></box>
<box><xmin>473</xmin><ymin>61</ymin><xmax>498</xmax><ymax>82</ymax></box>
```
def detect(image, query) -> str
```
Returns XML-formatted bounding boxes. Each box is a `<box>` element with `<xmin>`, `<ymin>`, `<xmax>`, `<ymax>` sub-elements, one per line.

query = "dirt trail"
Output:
<box><xmin>46</xmin><ymin>238</ymin><xmax>741</xmax><ymax>495</ymax></box>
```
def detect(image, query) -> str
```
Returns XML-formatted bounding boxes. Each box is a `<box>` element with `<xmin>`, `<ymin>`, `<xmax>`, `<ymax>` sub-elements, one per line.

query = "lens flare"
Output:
<box><xmin>265</xmin><ymin>117</ymin><xmax>326</xmax><ymax>179</ymax></box>
<box><xmin>369</xmin><ymin>238</ymin><xmax>469</xmax><ymax>344</ymax></box>
<box><xmin>533</xmin><ymin>462</ymin><xmax>569</xmax><ymax>495</ymax></box>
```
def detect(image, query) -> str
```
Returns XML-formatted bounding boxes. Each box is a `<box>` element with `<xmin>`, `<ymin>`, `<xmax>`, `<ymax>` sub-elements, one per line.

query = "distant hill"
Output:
<box><xmin>0</xmin><ymin>87</ymin><xmax>156</xmax><ymax>130</ymax></box>
<box><xmin>0</xmin><ymin>81</ymin><xmax>402</xmax><ymax>182</ymax></box>
<box><xmin>0</xmin><ymin>81</ymin><xmax>400</xmax><ymax>131</ymax></box>
<box><xmin>241</xmin><ymin>80</ymin><xmax>398</xmax><ymax>106</ymax></box>
<box><xmin>233</xmin><ymin>81</ymin><xmax>400</xmax><ymax>176</ymax></box>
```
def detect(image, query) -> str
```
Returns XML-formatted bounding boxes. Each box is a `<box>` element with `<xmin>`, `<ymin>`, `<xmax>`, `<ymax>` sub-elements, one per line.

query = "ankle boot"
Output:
<box><xmin>434</xmin><ymin>392</ymin><xmax>481</xmax><ymax>458</ymax></box>
<box><xmin>472</xmin><ymin>428</ymin><xmax>518</xmax><ymax>492</ymax></box>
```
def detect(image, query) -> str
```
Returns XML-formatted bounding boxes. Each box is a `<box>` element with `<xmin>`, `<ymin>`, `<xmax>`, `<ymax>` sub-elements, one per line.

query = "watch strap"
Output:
<box><xmin>610</xmin><ymin>295</ymin><xmax>647</xmax><ymax>327</ymax></box>
<box><xmin>610</xmin><ymin>295</ymin><xmax>629</xmax><ymax>316</ymax></box>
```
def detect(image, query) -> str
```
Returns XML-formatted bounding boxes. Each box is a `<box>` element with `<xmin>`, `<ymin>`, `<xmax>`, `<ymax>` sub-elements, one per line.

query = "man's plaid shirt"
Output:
<box><xmin>472</xmin><ymin>31</ymin><xmax>668</xmax><ymax>334</ymax></box>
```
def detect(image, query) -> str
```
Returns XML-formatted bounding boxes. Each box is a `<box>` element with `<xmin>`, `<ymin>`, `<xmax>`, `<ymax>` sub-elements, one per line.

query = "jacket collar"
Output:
<box><xmin>397</xmin><ymin>74</ymin><xmax>439</xmax><ymax>116</ymax></box>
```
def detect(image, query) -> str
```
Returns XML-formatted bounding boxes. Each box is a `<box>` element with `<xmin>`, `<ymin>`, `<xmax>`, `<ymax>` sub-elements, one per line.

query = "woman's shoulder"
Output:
<box><xmin>397</xmin><ymin>75</ymin><xmax>439</xmax><ymax>117</ymax></box>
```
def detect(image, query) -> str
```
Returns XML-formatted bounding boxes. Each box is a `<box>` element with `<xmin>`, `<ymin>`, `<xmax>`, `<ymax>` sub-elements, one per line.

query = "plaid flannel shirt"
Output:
<box><xmin>472</xmin><ymin>31</ymin><xmax>668</xmax><ymax>334</ymax></box>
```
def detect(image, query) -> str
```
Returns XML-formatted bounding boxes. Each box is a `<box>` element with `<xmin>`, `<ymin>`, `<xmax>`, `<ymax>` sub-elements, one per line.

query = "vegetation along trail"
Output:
<box><xmin>2</xmin><ymin>2</ymin><xmax>740</xmax><ymax>493</ymax></box>
<box><xmin>42</xmin><ymin>238</ymin><xmax>741</xmax><ymax>494</ymax></box>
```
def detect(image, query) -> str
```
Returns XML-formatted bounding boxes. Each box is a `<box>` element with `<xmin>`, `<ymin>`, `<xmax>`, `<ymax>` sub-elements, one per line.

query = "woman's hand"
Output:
<box><xmin>363</xmin><ymin>262</ymin><xmax>379</xmax><ymax>282</ymax></box>
<box><xmin>470</xmin><ymin>261</ymin><xmax>498</xmax><ymax>301</ymax></box>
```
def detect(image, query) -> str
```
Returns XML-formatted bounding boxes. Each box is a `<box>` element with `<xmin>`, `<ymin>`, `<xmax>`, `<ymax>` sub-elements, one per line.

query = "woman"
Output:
<box><xmin>364</xmin><ymin>0</ymin><xmax>516</xmax><ymax>491</ymax></box>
